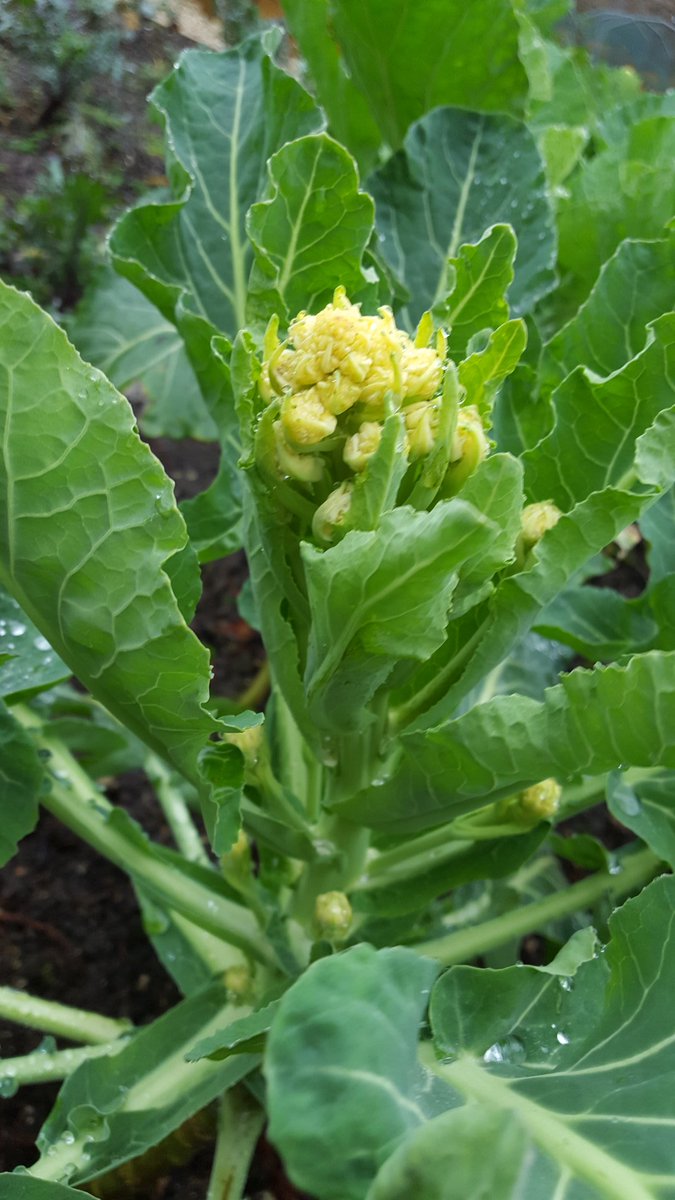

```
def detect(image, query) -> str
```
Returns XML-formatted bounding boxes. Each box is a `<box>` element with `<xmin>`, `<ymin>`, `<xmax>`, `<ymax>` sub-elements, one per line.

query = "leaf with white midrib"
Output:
<box><xmin>427</xmin><ymin>875</ymin><xmax>675</xmax><ymax>1199</ymax></box>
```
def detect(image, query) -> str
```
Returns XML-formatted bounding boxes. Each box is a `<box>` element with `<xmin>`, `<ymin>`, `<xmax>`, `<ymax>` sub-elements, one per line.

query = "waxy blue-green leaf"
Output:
<box><xmin>557</xmin><ymin>114</ymin><xmax>675</xmax><ymax>314</ymax></box>
<box><xmin>541</xmin><ymin>234</ymin><xmax>675</xmax><ymax>395</ymax></box>
<box><xmin>274</xmin><ymin>0</ymin><xmax>382</xmax><ymax>174</ymax></box>
<box><xmin>345</xmin><ymin>652</ymin><xmax>675</xmax><ymax>835</ymax></box>
<box><xmin>370</xmin><ymin>108</ymin><xmax>556</xmax><ymax>329</ymax></box>
<box><xmin>265</xmin><ymin>945</ymin><xmax>442</xmax><ymax>1200</ymax></box>
<box><xmin>458</xmin><ymin>319</ymin><xmax>527</xmax><ymax>424</ymax></box>
<box><xmin>608</xmin><ymin>770</ymin><xmax>675</xmax><ymax>870</ymax></box>
<box><xmin>425</xmin><ymin>874</ymin><xmax>675</xmax><ymax>1199</ymax></box>
<box><xmin>0</xmin><ymin>283</ymin><xmax>217</xmax><ymax>787</ymax></box>
<box><xmin>535</xmin><ymin>585</ymin><xmax>657</xmax><ymax>659</ymax></box>
<box><xmin>0</xmin><ymin>588</ymin><xmax>68</xmax><ymax>700</ymax></box>
<box><xmin>66</xmin><ymin>267</ymin><xmax>214</xmax><ymax>440</ymax></box>
<box><xmin>0</xmin><ymin>1182</ymin><xmax>84</xmax><ymax>1199</ymax></box>
<box><xmin>110</xmin><ymin>36</ymin><xmax>322</xmax><ymax>338</ymax></box>
<box><xmin>493</xmin><ymin>362</ymin><xmax>554</xmax><ymax>456</ymax></box>
<box><xmin>32</xmin><ymin>982</ymin><xmax>258</xmax><ymax>1185</ymax></box>
<box><xmin>302</xmin><ymin>500</ymin><xmax>498</xmax><ymax>734</ymax></box>
<box><xmin>246</xmin><ymin>133</ymin><xmax>376</xmax><ymax>328</ymax></box>
<box><xmin>434</xmin><ymin>224</ymin><xmax>517</xmax><ymax>361</ymax></box>
<box><xmin>0</xmin><ymin>699</ymin><xmax>43</xmax><ymax>866</ymax></box>
<box><xmin>330</xmin><ymin>0</ymin><xmax>529</xmax><ymax>148</ymax></box>
<box><xmin>524</xmin><ymin>315</ymin><xmax>675</xmax><ymax>511</ymax></box>
<box><xmin>366</xmin><ymin>1106</ymin><xmax>526</xmax><ymax>1200</ymax></box>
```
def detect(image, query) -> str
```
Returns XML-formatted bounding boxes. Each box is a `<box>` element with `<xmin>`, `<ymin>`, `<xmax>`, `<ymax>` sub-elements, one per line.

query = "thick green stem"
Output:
<box><xmin>206</xmin><ymin>1085</ymin><xmax>265</xmax><ymax>1200</ymax></box>
<box><xmin>0</xmin><ymin>987</ymin><xmax>131</xmax><ymax>1045</ymax></box>
<box><xmin>389</xmin><ymin>620</ymin><xmax>487</xmax><ymax>732</ymax></box>
<box><xmin>415</xmin><ymin>846</ymin><xmax>660</xmax><ymax>965</ymax></box>
<box><xmin>15</xmin><ymin>708</ymin><xmax>277</xmax><ymax>969</ymax></box>
<box><xmin>0</xmin><ymin>1039</ymin><xmax>124</xmax><ymax>1087</ymax></box>
<box><xmin>290</xmin><ymin>814</ymin><xmax>370</xmax><ymax>928</ymax></box>
<box><xmin>234</xmin><ymin>661</ymin><xmax>270</xmax><ymax>712</ymax></box>
<box><xmin>146</xmin><ymin>754</ymin><xmax>210</xmax><ymax>867</ymax></box>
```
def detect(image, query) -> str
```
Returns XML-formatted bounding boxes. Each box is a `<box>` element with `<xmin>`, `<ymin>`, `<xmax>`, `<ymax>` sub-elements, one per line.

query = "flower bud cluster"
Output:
<box><xmin>256</xmin><ymin>288</ymin><xmax>492</xmax><ymax>543</ymax></box>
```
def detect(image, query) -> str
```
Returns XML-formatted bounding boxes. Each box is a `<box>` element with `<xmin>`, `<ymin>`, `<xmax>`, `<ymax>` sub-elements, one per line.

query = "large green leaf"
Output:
<box><xmin>0</xmin><ymin>283</ymin><xmax>217</xmax><ymax>787</ymax></box>
<box><xmin>330</xmin><ymin>0</ymin><xmax>529</xmax><ymax>148</ymax></box>
<box><xmin>541</xmin><ymin>234</ymin><xmax>675</xmax><ymax>394</ymax></box>
<box><xmin>458</xmin><ymin>319</ymin><xmax>527</xmax><ymax>425</ymax></box>
<box><xmin>0</xmin><ymin>699</ymin><xmax>43</xmax><ymax>866</ymax></box>
<box><xmin>66</xmin><ymin>268</ymin><xmax>214</xmax><ymax>441</ymax></box>
<box><xmin>557</xmin><ymin>114</ymin><xmax>675</xmax><ymax>314</ymax></box>
<box><xmin>344</xmin><ymin>652</ymin><xmax>675</xmax><ymax>835</ymax></box>
<box><xmin>370</xmin><ymin>108</ymin><xmax>555</xmax><ymax>329</ymax></box>
<box><xmin>31</xmin><ymin>983</ymin><xmax>258</xmax><ymax>1186</ymax></box>
<box><xmin>524</xmin><ymin>314</ymin><xmax>675</xmax><ymax>511</ymax></box>
<box><xmin>302</xmin><ymin>500</ymin><xmax>498</xmax><ymax>734</ymax></box>
<box><xmin>281</xmin><ymin>0</ymin><xmax>382</xmax><ymax>174</ymax></box>
<box><xmin>246</xmin><ymin>133</ymin><xmax>376</xmax><ymax>327</ymax></box>
<box><xmin>265</xmin><ymin>945</ymin><xmax>442</xmax><ymax>1200</ymax></box>
<box><xmin>535</xmin><ymin>585</ymin><xmax>657</xmax><ymax>659</ymax></box>
<box><xmin>110</xmin><ymin>36</ymin><xmax>322</xmax><ymax>338</ymax></box>
<box><xmin>0</xmin><ymin>588</ymin><xmax>68</xmax><ymax>700</ymax></box>
<box><xmin>426</xmin><ymin>874</ymin><xmax>675</xmax><ymax>1199</ymax></box>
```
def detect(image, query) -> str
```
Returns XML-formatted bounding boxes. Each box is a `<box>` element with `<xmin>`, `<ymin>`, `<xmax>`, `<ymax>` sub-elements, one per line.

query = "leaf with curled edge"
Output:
<box><xmin>341</xmin><ymin>651</ymin><xmax>675</xmax><ymax>836</ymax></box>
<box><xmin>0</xmin><ymin>698</ymin><xmax>44</xmax><ymax>866</ymax></box>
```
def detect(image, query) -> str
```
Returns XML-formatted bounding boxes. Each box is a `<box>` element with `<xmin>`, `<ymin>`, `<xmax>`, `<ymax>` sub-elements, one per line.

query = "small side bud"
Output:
<box><xmin>314</xmin><ymin>891</ymin><xmax>352</xmax><ymax>942</ymax></box>
<box><xmin>223</xmin><ymin>724</ymin><xmax>264</xmax><ymax>768</ymax></box>
<box><xmin>344</xmin><ymin>421</ymin><xmax>382</xmax><ymax>472</ymax></box>
<box><xmin>312</xmin><ymin>482</ymin><xmax>353</xmax><ymax>544</ymax></box>
<box><xmin>405</xmin><ymin>400</ymin><xmax>439</xmax><ymax>459</ymax></box>
<box><xmin>223</xmin><ymin>964</ymin><xmax>254</xmax><ymax>1003</ymax></box>
<box><xmin>517</xmin><ymin>779</ymin><xmax>562</xmax><ymax>823</ymax></box>
<box><xmin>441</xmin><ymin>405</ymin><xmax>489</xmax><ymax>494</ymax></box>
<box><xmin>520</xmin><ymin>501</ymin><xmax>561</xmax><ymax>549</ymax></box>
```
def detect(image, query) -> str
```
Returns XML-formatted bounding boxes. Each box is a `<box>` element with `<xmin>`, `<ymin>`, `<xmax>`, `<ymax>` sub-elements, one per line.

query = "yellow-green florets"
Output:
<box><xmin>256</xmin><ymin>289</ymin><xmax>492</xmax><ymax>540</ymax></box>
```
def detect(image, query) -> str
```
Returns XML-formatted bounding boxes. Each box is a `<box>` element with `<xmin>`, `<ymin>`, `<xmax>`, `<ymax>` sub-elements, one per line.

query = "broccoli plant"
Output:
<box><xmin>1</xmin><ymin>2</ymin><xmax>674</xmax><ymax>1197</ymax></box>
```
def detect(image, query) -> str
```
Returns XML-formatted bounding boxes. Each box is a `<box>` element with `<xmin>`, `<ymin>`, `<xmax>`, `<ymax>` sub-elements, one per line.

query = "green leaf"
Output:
<box><xmin>458</xmin><ymin>319</ymin><xmax>527</xmax><ymax>424</ymax></box>
<box><xmin>198</xmin><ymin>741</ymin><xmax>245</xmax><ymax>856</ymax></box>
<box><xmin>492</xmin><ymin>362</ymin><xmax>554</xmax><ymax>456</ymax></box>
<box><xmin>330</xmin><ymin>0</ymin><xmax>529</xmax><ymax>148</ymax></box>
<box><xmin>110</xmin><ymin>36</ymin><xmax>322</xmax><ymax>338</ymax></box>
<box><xmin>541</xmin><ymin>234</ymin><xmax>675</xmax><ymax>394</ymax></box>
<box><xmin>370</xmin><ymin>108</ymin><xmax>555</xmax><ymax>329</ymax></box>
<box><xmin>246</xmin><ymin>133</ymin><xmax>376</xmax><ymax>328</ymax></box>
<box><xmin>527</xmin><ymin>40</ymin><xmax>641</xmax><ymax>135</ymax></box>
<box><xmin>0</xmin><ymin>1182</ymin><xmax>85</xmax><ymax>1199</ymax></box>
<box><xmin>32</xmin><ymin>982</ymin><xmax>258</xmax><ymax>1185</ymax></box>
<box><xmin>524</xmin><ymin>314</ymin><xmax>675</xmax><ymax>511</ymax></box>
<box><xmin>366</xmin><ymin>1105</ymin><xmax>526</xmax><ymax>1200</ymax></box>
<box><xmin>401</xmin><ymin>485</ymin><xmax>663</xmax><ymax>733</ymax></box>
<box><xmin>0</xmin><ymin>283</ymin><xmax>217</xmax><ymax>788</ymax></box>
<box><xmin>136</xmin><ymin>886</ymin><xmax>241</xmax><ymax>997</ymax></box>
<box><xmin>426</xmin><ymin>874</ymin><xmax>675</xmax><ymax>1199</ymax></box>
<box><xmin>557</xmin><ymin>114</ymin><xmax>675</xmax><ymax>313</ymax></box>
<box><xmin>642</xmin><ymin>488</ymin><xmax>675</xmax><ymax>584</ymax></box>
<box><xmin>345</xmin><ymin>652</ymin><xmax>675</xmax><ymax>835</ymax></box>
<box><xmin>302</xmin><ymin>500</ymin><xmax>497</xmax><ymax>734</ymax></box>
<box><xmin>535</xmin><ymin>123</ymin><xmax>588</xmax><ymax>189</ymax></box>
<box><xmin>272</xmin><ymin>0</ymin><xmax>382</xmax><ymax>174</ymax></box>
<box><xmin>535</xmin><ymin>585</ymin><xmax>657</xmax><ymax>659</ymax></box>
<box><xmin>434</xmin><ymin>224</ymin><xmax>517</xmax><ymax>361</ymax></box>
<box><xmin>66</xmin><ymin>267</ymin><xmax>215</xmax><ymax>441</ymax></box>
<box><xmin>187</xmin><ymin>998</ymin><xmax>281</xmax><ymax>1062</ymax></box>
<box><xmin>265</xmin><ymin>945</ymin><xmax>441</xmax><ymax>1200</ymax></box>
<box><xmin>0</xmin><ymin>588</ymin><xmax>69</xmax><ymax>700</ymax></box>
<box><xmin>608</xmin><ymin>770</ymin><xmax>675</xmax><ymax>869</ymax></box>
<box><xmin>0</xmin><ymin>699</ymin><xmax>43</xmax><ymax>866</ymax></box>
